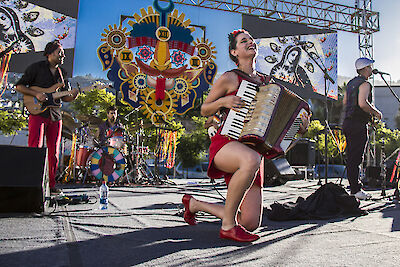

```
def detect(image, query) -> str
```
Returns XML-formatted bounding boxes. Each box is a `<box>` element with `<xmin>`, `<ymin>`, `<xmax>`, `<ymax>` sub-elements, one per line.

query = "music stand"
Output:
<box><xmin>296</xmin><ymin>39</ymin><xmax>336</xmax><ymax>184</ymax></box>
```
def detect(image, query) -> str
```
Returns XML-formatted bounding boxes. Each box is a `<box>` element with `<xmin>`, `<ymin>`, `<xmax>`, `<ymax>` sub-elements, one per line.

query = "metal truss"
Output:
<box><xmin>162</xmin><ymin>0</ymin><xmax>379</xmax><ymax>34</ymax></box>
<box><xmin>356</xmin><ymin>0</ymin><xmax>374</xmax><ymax>59</ymax></box>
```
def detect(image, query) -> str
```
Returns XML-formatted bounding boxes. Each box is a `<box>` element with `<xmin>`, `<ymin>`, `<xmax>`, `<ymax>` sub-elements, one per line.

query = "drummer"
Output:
<box><xmin>98</xmin><ymin>105</ymin><xmax>122</xmax><ymax>146</ymax></box>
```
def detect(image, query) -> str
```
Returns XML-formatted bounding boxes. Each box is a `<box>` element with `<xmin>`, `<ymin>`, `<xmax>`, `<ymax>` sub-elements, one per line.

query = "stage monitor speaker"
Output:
<box><xmin>0</xmin><ymin>145</ymin><xmax>48</xmax><ymax>213</ymax></box>
<box><xmin>365</xmin><ymin>166</ymin><xmax>381</xmax><ymax>188</ymax></box>
<box><xmin>286</xmin><ymin>138</ymin><xmax>315</xmax><ymax>166</ymax></box>
<box><xmin>262</xmin><ymin>157</ymin><xmax>296</xmax><ymax>187</ymax></box>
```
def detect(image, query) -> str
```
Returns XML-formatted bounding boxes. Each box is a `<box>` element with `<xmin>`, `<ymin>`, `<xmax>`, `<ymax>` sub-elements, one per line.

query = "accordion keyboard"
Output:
<box><xmin>220</xmin><ymin>80</ymin><xmax>258</xmax><ymax>139</ymax></box>
<box><xmin>280</xmin><ymin>108</ymin><xmax>308</xmax><ymax>152</ymax></box>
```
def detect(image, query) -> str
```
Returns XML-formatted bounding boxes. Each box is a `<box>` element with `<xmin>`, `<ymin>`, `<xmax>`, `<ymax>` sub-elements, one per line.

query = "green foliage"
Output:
<box><xmin>0</xmin><ymin>109</ymin><xmax>28</xmax><ymax>135</ymax></box>
<box><xmin>303</xmin><ymin>120</ymin><xmax>346</xmax><ymax>164</ymax></box>
<box><xmin>70</xmin><ymin>88</ymin><xmax>115</xmax><ymax>119</ymax></box>
<box><xmin>304</xmin><ymin>119</ymin><xmax>400</xmax><ymax>164</ymax></box>
<box><xmin>176</xmin><ymin>116</ymin><xmax>209</xmax><ymax>168</ymax></box>
<box><xmin>372</xmin><ymin>121</ymin><xmax>400</xmax><ymax>157</ymax></box>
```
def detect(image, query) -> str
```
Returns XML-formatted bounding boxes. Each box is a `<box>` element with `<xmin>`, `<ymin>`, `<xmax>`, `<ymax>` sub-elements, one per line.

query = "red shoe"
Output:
<box><xmin>219</xmin><ymin>225</ymin><xmax>260</xmax><ymax>242</ymax></box>
<box><xmin>182</xmin><ymin>194</ymin><xmax>197</xmax><ymax>225</ymax></box>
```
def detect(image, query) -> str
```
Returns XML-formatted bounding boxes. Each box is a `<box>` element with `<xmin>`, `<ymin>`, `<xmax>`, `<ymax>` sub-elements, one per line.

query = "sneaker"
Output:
<box><xmin>354</xmin><ymin>190</ymin><xmax>371</xmax><ymax>200</ymax></box>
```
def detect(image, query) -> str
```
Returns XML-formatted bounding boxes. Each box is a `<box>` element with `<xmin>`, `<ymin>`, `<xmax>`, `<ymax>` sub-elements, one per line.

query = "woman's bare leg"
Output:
<box><xmin>237</xmin><ymin>184</ymin><xmax>263</xmax><ymax>231</ymax></box>
<box><xmin>212</xmin><ymin>142</ymin><xmax>261</xmax><ymax>230</ymax></box>
<box><xmin>189</xmin><ymin>182</ymin><xmax>262</xmax><ymax>231</ymax></box>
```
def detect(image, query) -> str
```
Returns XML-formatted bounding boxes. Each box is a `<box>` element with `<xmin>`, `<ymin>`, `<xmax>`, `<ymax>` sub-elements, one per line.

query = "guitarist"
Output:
<box><xmin>15</xmin><ymin>40</ymin><xmax>79</xmax><ymax>194</ymax></box>
<box><xmin>342</xmin><ymin>57</ymin><xmax>382</xmax><ymax>200</ymax></box>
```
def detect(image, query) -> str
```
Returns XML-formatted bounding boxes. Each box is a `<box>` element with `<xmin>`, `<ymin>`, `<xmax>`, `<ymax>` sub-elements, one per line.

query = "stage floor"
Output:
<box><xmin>1</xmin><ymin>178</ymin><xmax>400</xmax><ymax>266</ymax></box>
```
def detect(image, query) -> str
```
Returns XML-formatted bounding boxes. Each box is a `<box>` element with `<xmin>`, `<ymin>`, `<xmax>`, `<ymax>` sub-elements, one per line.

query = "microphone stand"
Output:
<box><xmin>376</xmin><ymin>73</ymin><xmax>400</xmax><ymax>200</ymax></box>
<box><xmin>378</xmin><ymin>73</ymin><xmax>400</xmax><ymax>104</ymax></box>
<box><xmin>296</xmin><ymin>41</ymin><xmax>335</xmax><ymax>185</ymax></box>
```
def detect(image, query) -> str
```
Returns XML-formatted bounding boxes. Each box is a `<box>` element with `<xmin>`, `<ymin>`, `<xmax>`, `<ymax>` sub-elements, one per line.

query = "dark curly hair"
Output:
<box><xmin>43</xmin><ymin>40</ymin><xmax>61</xmax><ymax>57</ymax></box>
<box><xmin>107</xmin><ymin>105</ymin><xmax>117</xmax><ymax>113</ymax></box>
<box><xmin>228</xmin><ymin>29</ymin><xmax>250</xmax><ymax>66</ymax></box>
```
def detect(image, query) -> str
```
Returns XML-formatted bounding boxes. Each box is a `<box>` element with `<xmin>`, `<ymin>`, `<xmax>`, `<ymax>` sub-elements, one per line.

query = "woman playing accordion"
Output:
<box><xmin>181</xmin><ymin>29</ymin><xmax>310</xmax><ymax>242</ymax></box>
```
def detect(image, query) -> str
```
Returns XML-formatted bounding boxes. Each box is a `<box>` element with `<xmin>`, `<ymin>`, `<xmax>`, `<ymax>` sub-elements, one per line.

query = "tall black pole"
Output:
<box><xmin>295</xmin><ymin>40</ymin><xmax>335</xmax><ymax>184</ymax></box>
<box><xmin>324</xmin><ymin>75</ymin><xmax>329</xmax><ymax>184</ymax></box>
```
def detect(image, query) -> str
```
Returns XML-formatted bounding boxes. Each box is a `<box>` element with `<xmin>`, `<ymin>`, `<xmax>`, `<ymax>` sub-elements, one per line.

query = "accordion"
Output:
<box><xmin>220</xmin><ymin>80</ymin><xmax>311</xmax><ymax>156</ymax></box>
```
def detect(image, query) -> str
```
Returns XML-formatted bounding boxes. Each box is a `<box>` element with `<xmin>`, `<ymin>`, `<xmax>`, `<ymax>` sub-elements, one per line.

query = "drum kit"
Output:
<box><xmin>59</xmin><ymin>111</ymin><xmax>152</xmax><ymax>184</ymax></box>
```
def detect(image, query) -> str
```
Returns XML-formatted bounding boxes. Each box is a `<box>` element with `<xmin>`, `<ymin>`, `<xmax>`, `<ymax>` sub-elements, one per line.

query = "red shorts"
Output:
<box><xmin>207</xmin><ymin>133</ymin><xmax>267</xmax><ymax>187</ymax></box>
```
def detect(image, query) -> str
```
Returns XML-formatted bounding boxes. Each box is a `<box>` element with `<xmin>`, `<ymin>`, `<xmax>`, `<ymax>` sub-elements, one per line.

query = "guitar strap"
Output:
<box><xmin>57</xmin><ymin>67</ymin><xmax>64</xmax><ymax>86</ymax></box>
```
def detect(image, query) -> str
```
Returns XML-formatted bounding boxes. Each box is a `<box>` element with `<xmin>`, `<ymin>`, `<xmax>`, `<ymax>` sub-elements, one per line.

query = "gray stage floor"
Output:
<box><xmin>1</xmin><ymin>178</ymin><xmax>400</xmax><ymax>266</ymax></box>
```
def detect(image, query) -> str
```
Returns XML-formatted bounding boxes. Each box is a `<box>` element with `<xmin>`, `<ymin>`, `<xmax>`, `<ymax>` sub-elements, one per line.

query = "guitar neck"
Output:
<box><xmin>52</xmin><ymin>90</ymin><xmax>72</xmax><ymax>99</ymax></box>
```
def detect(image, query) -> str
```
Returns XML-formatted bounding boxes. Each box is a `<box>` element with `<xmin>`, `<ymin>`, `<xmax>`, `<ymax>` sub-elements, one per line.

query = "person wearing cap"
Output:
<box><xmin>15</xmin><ymin>40</ymin><xmax>79</xmax><ymax>194</ymax></box>
<box><xmin>342</xmin><ymin>57</ymin><xmax>382</xmax><ymax>200</ymax></box>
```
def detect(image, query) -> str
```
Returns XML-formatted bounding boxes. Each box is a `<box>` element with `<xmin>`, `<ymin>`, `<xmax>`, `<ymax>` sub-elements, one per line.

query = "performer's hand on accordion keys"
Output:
<box><xmin>298</xmin><ymin>112</ymin><xmax>311</xmax><ymax>135</ymax></box>
<box><xmin>224</xmin><ymin>95</ymin><xmax>245</xmax><ymax>112</ymax></box>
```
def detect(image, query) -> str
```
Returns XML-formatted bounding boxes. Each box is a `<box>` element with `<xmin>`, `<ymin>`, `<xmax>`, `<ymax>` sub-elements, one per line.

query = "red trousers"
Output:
<box><xmin>28</xmin><ymin>115</ymin><xmax>62</xmax><ymax>188</ymax></box>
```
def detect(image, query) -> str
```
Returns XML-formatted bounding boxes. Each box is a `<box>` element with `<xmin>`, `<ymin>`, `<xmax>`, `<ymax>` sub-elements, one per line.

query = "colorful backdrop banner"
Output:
<box><xmin>97</xmin><ymin>0</ymin><xmax>218</xmax><ymax>125</ymax></box>
<box><xmin>256</xmin><ymin>32</ymin><xmax>338</xmax><ymax>100</ymax></box>
<box><xmin>0</xmin><ymin>1</ymin><xmax>76</xmax><ymax>54</ymax></box>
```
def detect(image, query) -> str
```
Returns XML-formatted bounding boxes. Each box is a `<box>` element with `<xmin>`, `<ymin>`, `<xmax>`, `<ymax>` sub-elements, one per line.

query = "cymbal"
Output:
<box><xmin>62</xmin><ymin>111</ymin><xmax>81</xmax><ymax>131</ymax></box>
<box><xmin>76</xmin><ymin>114</ymin><xmax>103</xmax><ymax>125</ymax></box>
<box><xmin>62</xmin><ymin>127</ymin><xmax>72</xmax><ymax>140</ymax></box>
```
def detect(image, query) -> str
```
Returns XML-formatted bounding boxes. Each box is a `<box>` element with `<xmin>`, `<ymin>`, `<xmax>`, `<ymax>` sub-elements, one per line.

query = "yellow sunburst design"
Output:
<box><xmin>100</xmin><ymin>24</ymin><xmax>129</xmax><ymax>54</ymax></box>
<box><xmin>168</xmin><ymin>9</ymin><xmax>195</xmax><ymax>32</ymax></box>
<box><xmin>129</xmin><ymin>6</ymin><xmax>159</xmax><ymax>26</ymax></box>
<box><xmin>129</xmin><ymin>73</ymin><xmax>148</xmax><ymax>91</ymax></box>
<box><xmin>128</xmin><ymin>7</ymin><xmax>195</xmax><ymax>33</ymax></box>
<box><xmin>173</xmin><ymin>78</ymin><xmax>192</xmax><ymax>95</ymax></box>
<box><xmin>193</xmin><ymin>38</ymin><xmax>217</xmax><ymax>63</ymax></box>
<box><xmin>140</xmin><ymin>88</ymin><xmax>178</xmax><ymax>124</ymax></box>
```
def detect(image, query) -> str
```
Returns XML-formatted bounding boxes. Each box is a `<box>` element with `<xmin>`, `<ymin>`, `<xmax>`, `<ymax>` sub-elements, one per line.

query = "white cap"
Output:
<box><xmin>355</xmin><ymin>57</ymin><xmax>375</xmax><ymax>70</ymax></box>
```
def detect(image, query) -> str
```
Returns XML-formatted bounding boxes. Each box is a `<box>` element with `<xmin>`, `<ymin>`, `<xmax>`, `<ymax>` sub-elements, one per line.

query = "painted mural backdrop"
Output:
<box><xmin>0</xmin><ymin>0</ymin><xmax>76</xmax><ymax>53</ymax></box>
<box><xmin>256</xmin><ymin>33</ymin><xmax>338</xmax><ymax>100</ymax></box>
<box><xmin>97</xmin><ymin>0</ymin><xmax>217</xmax><ymax>125</ymax></box>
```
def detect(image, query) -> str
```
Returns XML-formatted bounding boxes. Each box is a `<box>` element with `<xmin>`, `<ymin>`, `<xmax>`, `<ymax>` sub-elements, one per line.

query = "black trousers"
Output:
<box><xmin>342</xmin><ymin>119</ymin><xmax>368</xmax><ymax>194</ymax></box>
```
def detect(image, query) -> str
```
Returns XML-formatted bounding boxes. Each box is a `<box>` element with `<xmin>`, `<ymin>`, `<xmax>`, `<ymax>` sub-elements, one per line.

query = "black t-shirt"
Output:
<box><xmin>15</xmin><ymin>60</ymin><xmax>71</xmax><ymax>121</ymax></box>
<box><xmin>344</xmin><ymin>75</ymin><xmax>372</xmax><ymax>124</ymax></box>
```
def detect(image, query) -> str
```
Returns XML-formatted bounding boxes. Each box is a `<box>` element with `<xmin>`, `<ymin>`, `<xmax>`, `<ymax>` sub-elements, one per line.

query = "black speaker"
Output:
<box><xmin>286</xmin><ymin>138</ymin><xmax>316</xmax><ymax>166</ymax></box>
<box><xmin>0</xmin><ymin>145</ymin><xmax>49</xmax><ymax>213</ymax></box>
<box><xmin>365</xmin><ymin>166</ymin><xmax>381</xmax><ymax>187</ymax></box>
<box><xmin>262</xmin><ymin>157</ymin><xmax>296</xmax><ymax>186</ymax></box>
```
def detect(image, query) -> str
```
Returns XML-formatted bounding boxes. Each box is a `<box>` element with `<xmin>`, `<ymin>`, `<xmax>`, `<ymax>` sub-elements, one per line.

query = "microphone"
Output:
<box><xmin>372</xmin><ymin>69</ymin><xmax>390</xmax><ymax>76</ymax></box>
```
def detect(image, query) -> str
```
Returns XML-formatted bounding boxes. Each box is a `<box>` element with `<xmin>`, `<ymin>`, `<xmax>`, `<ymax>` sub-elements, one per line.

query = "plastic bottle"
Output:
<box><xmin>99</xmin><ymin>181</ymin><xmax>109</xmax><ymax>210</ymax></box>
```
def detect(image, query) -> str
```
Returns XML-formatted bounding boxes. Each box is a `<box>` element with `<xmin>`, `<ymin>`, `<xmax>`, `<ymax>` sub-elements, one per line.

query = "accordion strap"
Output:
<box><xmin>230</xmin><ymin>69</ymin><xmax>270</xmax><ymax>86</ymax></box>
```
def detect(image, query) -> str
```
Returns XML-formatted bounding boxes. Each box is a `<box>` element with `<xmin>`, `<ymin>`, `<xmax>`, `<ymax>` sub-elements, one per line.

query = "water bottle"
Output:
<box><xmin>99</xmin><ymin>181</ymin><xmax>109</xmax><ymax>210</ymax></box>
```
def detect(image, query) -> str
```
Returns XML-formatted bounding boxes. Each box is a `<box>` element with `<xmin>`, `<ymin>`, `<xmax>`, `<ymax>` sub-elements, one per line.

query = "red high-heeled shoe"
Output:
<box><xmin>182</xmin><ymin>194</ymin><xmax>197</xmax><ymax>225</ymax></box>
<box><xmin>219</xmin><ymin>225</ymin><xmax>259</xmax><ymax>242</ymax></box>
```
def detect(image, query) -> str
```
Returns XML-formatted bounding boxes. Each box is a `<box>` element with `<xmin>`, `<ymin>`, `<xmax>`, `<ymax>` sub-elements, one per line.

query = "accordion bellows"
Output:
<box><xmin>221</xmin><ymin>81</ymin><xmax>310</xmax><ymax>156</ymax></box>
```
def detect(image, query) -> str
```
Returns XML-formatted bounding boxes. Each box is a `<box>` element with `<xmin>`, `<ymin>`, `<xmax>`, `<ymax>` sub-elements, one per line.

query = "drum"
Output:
<box><xmin>76</xmin><ymin>146</ymin><xmax>95</xmax><ymax>167</ymax></box>
<box><xmin>88</xmin><ymin>146</ymin><xmax>126</xmax><ymax>182</ymax></box>
<box><xmin>107</xmin><ymin>126</ymin><xmax>125</xmax><ymax>149</ymax></box>
<box><xmin>108</xmin><ymin>136</ymin><xmax>125</xmax><ymax>149</ymax></box>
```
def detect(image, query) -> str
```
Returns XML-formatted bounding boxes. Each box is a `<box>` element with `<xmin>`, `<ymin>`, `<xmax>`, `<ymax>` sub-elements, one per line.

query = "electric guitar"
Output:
<box><xmin>23</xmin><ymin>83</ymin><xmax>73</xmax><ymax>115</ymax></box>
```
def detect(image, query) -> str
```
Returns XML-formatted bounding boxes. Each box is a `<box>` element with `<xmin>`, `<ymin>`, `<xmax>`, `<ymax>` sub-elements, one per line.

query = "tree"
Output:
<box><xmin>303</xmin><ymin>119</ymin><xmax>346</xmax><ymax>164</ymax></box>
<box><xmin>0</xmin><ymin>109</ymin><xmax>27</xmax><ymax>135</ymax></box>
<box><xmin>176</xmin><ymin>116</ymin><xmax>209</xmax><ymax>168</ymax></box>
<box><xmin>70</xmin><ymin>88</ymin><xmax>115</xmax><ymax>119</ymax></box>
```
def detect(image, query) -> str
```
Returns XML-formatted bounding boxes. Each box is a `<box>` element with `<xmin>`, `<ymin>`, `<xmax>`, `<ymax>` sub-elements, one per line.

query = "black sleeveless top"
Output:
<box><xmin>344</xmin><ymin>75</ymin><xmax>372</xmax><ymax>124</ymax></box>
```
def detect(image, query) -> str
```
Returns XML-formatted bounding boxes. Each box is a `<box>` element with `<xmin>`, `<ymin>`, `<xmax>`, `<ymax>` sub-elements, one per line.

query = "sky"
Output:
<box><xmin>73</xmin><ymin>0</ymin><xmax>400</xmax><ymax>83</ymax></box>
